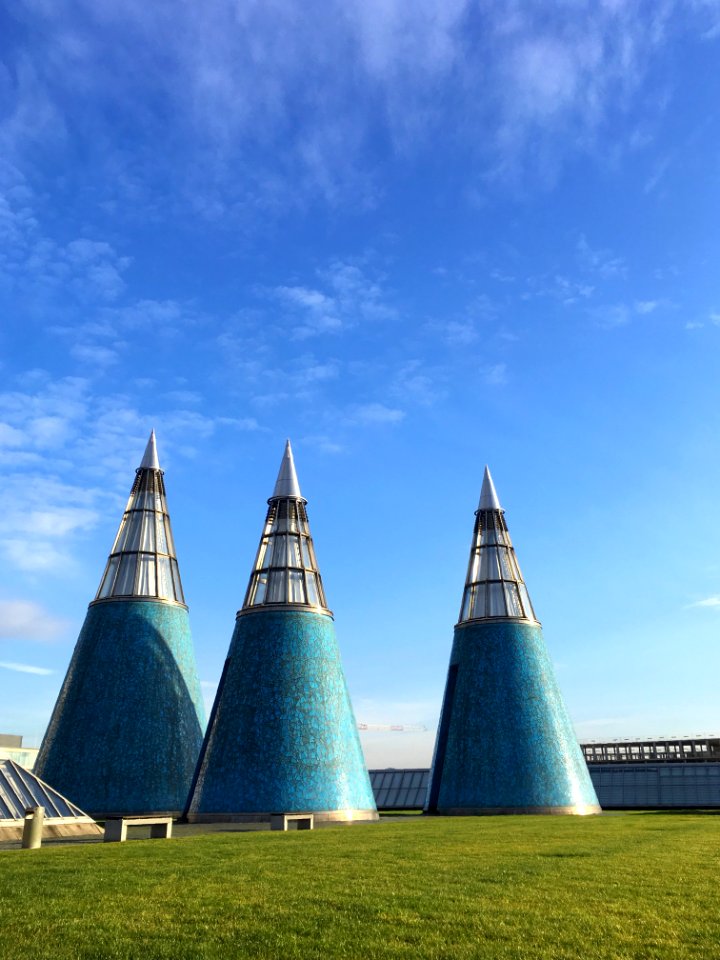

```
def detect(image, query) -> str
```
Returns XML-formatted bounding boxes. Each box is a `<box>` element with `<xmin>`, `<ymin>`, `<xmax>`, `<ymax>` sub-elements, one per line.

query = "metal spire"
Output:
<box><xmin>478</xmin><ymin>465</ymin><xmax>501</xmax><ymax>511</ymax></box>
<box><xmin>270</xmin><ymin>439</ymin><xmax>302</xmax><ymax>500</ymax></box>
<box><xmin>139</xmin><ymin>430</ymin><xmax>160</xmax><ymax>471</ymax></box>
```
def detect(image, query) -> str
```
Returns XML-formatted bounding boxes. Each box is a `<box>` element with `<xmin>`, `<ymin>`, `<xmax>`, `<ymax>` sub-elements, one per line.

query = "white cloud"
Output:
<box><xmin>70</xmin><ymin>343</ymin><xmax>120</xmax><ymax>366</ymax></box>
<box><xmin>635</xmin><ymin>300</ymin><xmax>660</xmax><ymax>314</ymax></box>
<box><xmin>0</xmin><ymin>600</ymin><xmax>68</xmax><ymax>641</ymax></box>
<box><xmin>577</xmin><ymin>235</ymin><xmax>626</xmax><ymax>279</ymax></box>
<box><xmin>270</xmin><ymin>261</ymin><xmax>396</xmax><ymax>340</ymax></box>
<box><xmin>0</xmin><ymin>661</ymin><xmax>54</xmax><ymax>676</ymax></box>
<box><xmin>482</xmin><ymin>363</ymin><xmax>508</xmax><ymax>386</ymax></box>
<box><xmin>300</xmin><ymin>434</ymin><xmax>345</xmax><ymax>454</ymax></box>
<box><xmin>688</xmin><ymin>596</ymin><xmax>720</xmax><ymax>609</ymax></box>
<box><xmin>1</xmin><ymin>1</ymin><xmax>703</xmax><ymax>212</ymax></box>
<box><xmin>351</xmin><ymin>402</ymin><xmax>405</xmax><ymax>425</ymax></box>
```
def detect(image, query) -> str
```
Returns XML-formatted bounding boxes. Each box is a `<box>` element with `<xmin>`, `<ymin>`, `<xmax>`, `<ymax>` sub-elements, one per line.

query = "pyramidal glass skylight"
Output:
<box><xmin>94</xmin><ymin>431</ymin><xmax>185</xmax><ymax>604</ymax></box>
<box><xmin>242</xmin><ymin>440</ymin><xmax>329</xmax><ymax>611</ymax></box>
<box><xmin>458</xmin><ymin>466</ymin><xmax>537</xmax><ymax>624</ymax></box>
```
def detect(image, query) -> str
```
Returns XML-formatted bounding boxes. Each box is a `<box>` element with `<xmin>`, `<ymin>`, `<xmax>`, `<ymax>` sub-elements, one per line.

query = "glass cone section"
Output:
<box><xmin>95</xmin><ymin>431</ymin><xmax>185</xmax><ymax>604</ymax></box>
<box><xmin>242</xmin><ymin>440</ymin><xmax>328</xmax><ymax>611</ymax></box>
<box><xmin>458</xmin><ymin>466</ymin><xmax>537</xmax><ymax>624</ymax></box>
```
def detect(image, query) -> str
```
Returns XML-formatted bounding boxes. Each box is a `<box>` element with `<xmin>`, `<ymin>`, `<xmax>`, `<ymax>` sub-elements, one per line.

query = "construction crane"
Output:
<box><xmin>357</xmin><ymin>723</ymin><xmax>427</xmax><ymax>733</ymax></box>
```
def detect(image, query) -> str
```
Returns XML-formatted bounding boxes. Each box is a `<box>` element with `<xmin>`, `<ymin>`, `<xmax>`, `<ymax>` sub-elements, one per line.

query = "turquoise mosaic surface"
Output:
<box><xmin>428</xmin><ymin>620</ymin><xmax>599</xmax><ymax>812</ymax></box>
<box><xmin>189</xmin><ymin>609</ymin><xmax>376</xmax><ymax>816</ymax></box>
<box><xmin>35</xmin><ymin>600</ymin><xmax>205</xmax><ymax>815</ymax></box>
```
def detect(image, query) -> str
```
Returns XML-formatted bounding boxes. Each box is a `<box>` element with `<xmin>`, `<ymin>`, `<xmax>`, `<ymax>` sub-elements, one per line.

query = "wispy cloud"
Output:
<box><xmin>350</xmin><ymin>402</ymin><xmax>405</xmax><ymax>425</ymax></box>
<box><xmin>688</xmin><ymin>596</ymin><xmax>720</xmax><ymax>609</ymax></box>
<box><xmin>0</xmin><ymin>600</ymin><xmax>68</xmax><ymax>641</ymax></box>
<box><xmin>577</xmin><ymin>235</ymin><xmax>626</xmax><ymax>279</ymax></box>
<box><xmin>482</xmin><ymin>363</ymin><xmax>508</xmax><ymax>386</ymax></box>
<box><xmin>1</xmin><ymin>1</ymin><xmax>695</xmax><ymax>214</ymax></box>
<box><xmin>0</xmin><ymin>661</ymin><xmax>54</xmax><ymax>676</ymax></box>
<box><xmin>269</xmin><ymin>261</ymin><xmax>396</xmax><ymax>339</ymax></box>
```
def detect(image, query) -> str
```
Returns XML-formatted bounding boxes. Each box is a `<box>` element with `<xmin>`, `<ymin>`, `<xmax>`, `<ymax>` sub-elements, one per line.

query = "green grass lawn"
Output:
<box><xmin>1</xmin><ymin>813</ymin><xmax>717</xmax><ymax>959</ymax></box>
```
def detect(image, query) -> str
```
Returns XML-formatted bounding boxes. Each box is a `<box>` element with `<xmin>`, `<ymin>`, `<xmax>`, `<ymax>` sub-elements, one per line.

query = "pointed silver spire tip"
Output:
<box><xmin>478</xmin><ymin>465</ymin><xmax>502</xmax><ymax>511</ymax></box>
<box><xmin>139</xmin><ymin>430</ymin><xmax>160</xmax><ymax>471</ymax></box>
<box><xmin>271</xmin><ymin>439</ymin><xmax>303</xmax><ymax>499</ymax></box>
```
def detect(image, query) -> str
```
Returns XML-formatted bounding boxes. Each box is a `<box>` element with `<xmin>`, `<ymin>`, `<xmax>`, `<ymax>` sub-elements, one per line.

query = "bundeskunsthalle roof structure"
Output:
<box><xmin>35</xmin><ymin>432</ymin><xmax>205</xmax><ymax>817</ymax></box>
<box><xmin>187</xmin><ymin>440</ymin><xmax>377</xmax><ymax>823</ymax></box>
<box><xmin>426</xmin><ymin>466</ymin><xmax>600</xmax><ymax>816</ymax></box>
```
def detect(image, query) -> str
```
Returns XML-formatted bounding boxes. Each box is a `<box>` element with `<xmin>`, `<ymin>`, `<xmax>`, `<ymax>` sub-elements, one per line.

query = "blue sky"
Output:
<box><xmin>2</xmin><ymin>1</ymin><xmax>720</xmax><ymax>767</ymax></box>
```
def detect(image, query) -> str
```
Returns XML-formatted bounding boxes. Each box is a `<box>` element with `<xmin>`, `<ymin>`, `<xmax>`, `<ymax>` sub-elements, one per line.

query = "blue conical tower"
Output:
<box><xmin>187</xmin><ymin>441</ymin><xmax>377</xmax><ymax>823</ymax></box>
<box><xmin>426</xmin><ymin>467</ymin><xmax>600</xmax><ymax>815</ymax></box>
<box><xmin>35</xmin><ymin>432</ymin><xmax>206</xmax><ymax>816</ymax></box>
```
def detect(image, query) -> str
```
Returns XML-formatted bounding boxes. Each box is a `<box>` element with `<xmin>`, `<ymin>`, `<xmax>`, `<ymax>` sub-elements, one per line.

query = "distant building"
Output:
<box><xmin>371</xmin><ymin>736</ymin><xmax>720</xmax><ymax>810</ymax></box>
<box><xmin>426</xmin><ymin>467</ymin><xmax>600</xmax><ymax>815</ymax></box>
<box><xmin>35</xmin><ymin>432</ymin><xmax>205</xmax><ymax>817</ymax></box>
<box><xmin>0</xmin><ymin>734</ymin><xmax>38</xmax><ymax>771</ymax></box>
<box><xmin>187</xmin><ymin>441</ymin><xmax>377</xmax><ymax>823</ymax></box>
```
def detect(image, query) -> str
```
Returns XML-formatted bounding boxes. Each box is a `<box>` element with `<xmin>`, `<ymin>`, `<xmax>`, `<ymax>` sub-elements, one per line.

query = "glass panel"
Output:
<box><xmin>140</xmin><ymin>512</ymin><xmax>155</xmax><ymax>551</ymax></box>
<box><xmin>287</xmin><ymin>502</ymin><xmax>298</xmax><ymax>533</ymax></box>
<box><xmin>287</xmin><ymin>536</ymin><xmax>302</xmax><ymax>568</ymax></box>
<box><xmin>130</xmin><ymin>490</ymin><xmax>150</xmax><ymax>510</ymax></box>
<box><xmin>305</xmin><ymin>573</ymin><xmax>319</xmax><ymax>606</ymax></box>
<box><xmin>504</xmin><ymin>582</ymin><xmax>522</xmax><ymax>617</ymax></box>
<box><xmin>481</xmin><ymin>517</ymin><xmax>497</xmax><ymax>545</ymax></box>
<box><xmin>111</xmin><ymin>517</ymin><xmax>128</xmax><ymax>553</ymax></box>
<box><xmin>488</xmin><ymin>582</ymin><xmax>505</xmax><ymax>616</ymax></box>
<box><xmin>300</xmin><ymin>539</ymin><xmax>312</xmax><ymax>569</ymax></box>
<box><xmin>170</xmin><ymin>559</ymin><xmax>185</xmax><ymax>604</ymax></box>
<box><xmin>114</xmin><ymin>554</ymin><xmax>138</xmax><ymax>595</ymax></box>
<box><xmin>288</xmin><ymin>571</ymin><xmax>305</xmax><ymax>603</ymax></box>
<box><xmin>498</xmin><ymin>548</ymin><xmax>514</xmax><ymax>580</ymax></box>
<box><xmin>252</xmin><ymin>572</ymin><xmax>268</xmax><ymax>605</ymax></box>
<box><xmin>479</xmin><ymin>548</ymin><xmax>501</xmax><ymax>580</ymax></box>
<box><xmin>267</xmin><ymin>571</ymin><xmax>285</xmax><ymax>602</ymax></box>
<box><xmin>98</xmin><ymin>557</ymin><xmax>119</xmax><ymax>598</ymax></box>
<box><xmin>269</xmin><ymin>535</ymin><xmax>286</xmax><ymax>566</ymax></box>
<box><xmin>467</xmin><ymin>551</ymin><xmax>479</xmax><ymax>583</ymax></box>
<box><xmin>136</xmin><ymin>555</ymin><xmax>156</xmax><ymax>595</ymax></box>
<box><xmin>494</xmin><ymin>521</ymin><xmax>507</xmax><ymax>546</ymax></box>
<box><xmin>471</xmin><ymin>584</ymin><xmax>486</xmax><ymax>618</ymax></box>
<box><xmin>461</xmin><ymin>587</ymin><xmax>473</xmax><ymax>620</ymax></box>
<box><xmin>164</xmin><ymin>518</ymin><xmax>175</xmax><ymax>556</ymax></box>
<box><xmin>157</xmin><ymin>556</ymin><xmax>173</xmax><ymax>599</ymax></box>
<box><xmin>275</xmin><ymin>501</ymin><xmax>289</xmax><ymax>532</ymax></box>
<box><xmin>156</xmin><ymin>513</ymin><xmax>168</xmax><ymax>554</ymax></box>
<box><xmin>518</xmin><ymin>583</ymin><xmax>535</xmax><ymax>620</ymax></box>
<box><xmin>123</xmin><ymin>512</ymin><xmax>143</xmax><ymax>551</ymax></box>
<box><xmin>255</xmin><ymin>538</ymin><xmax>269</xmax><ymax>570</ymax></box>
